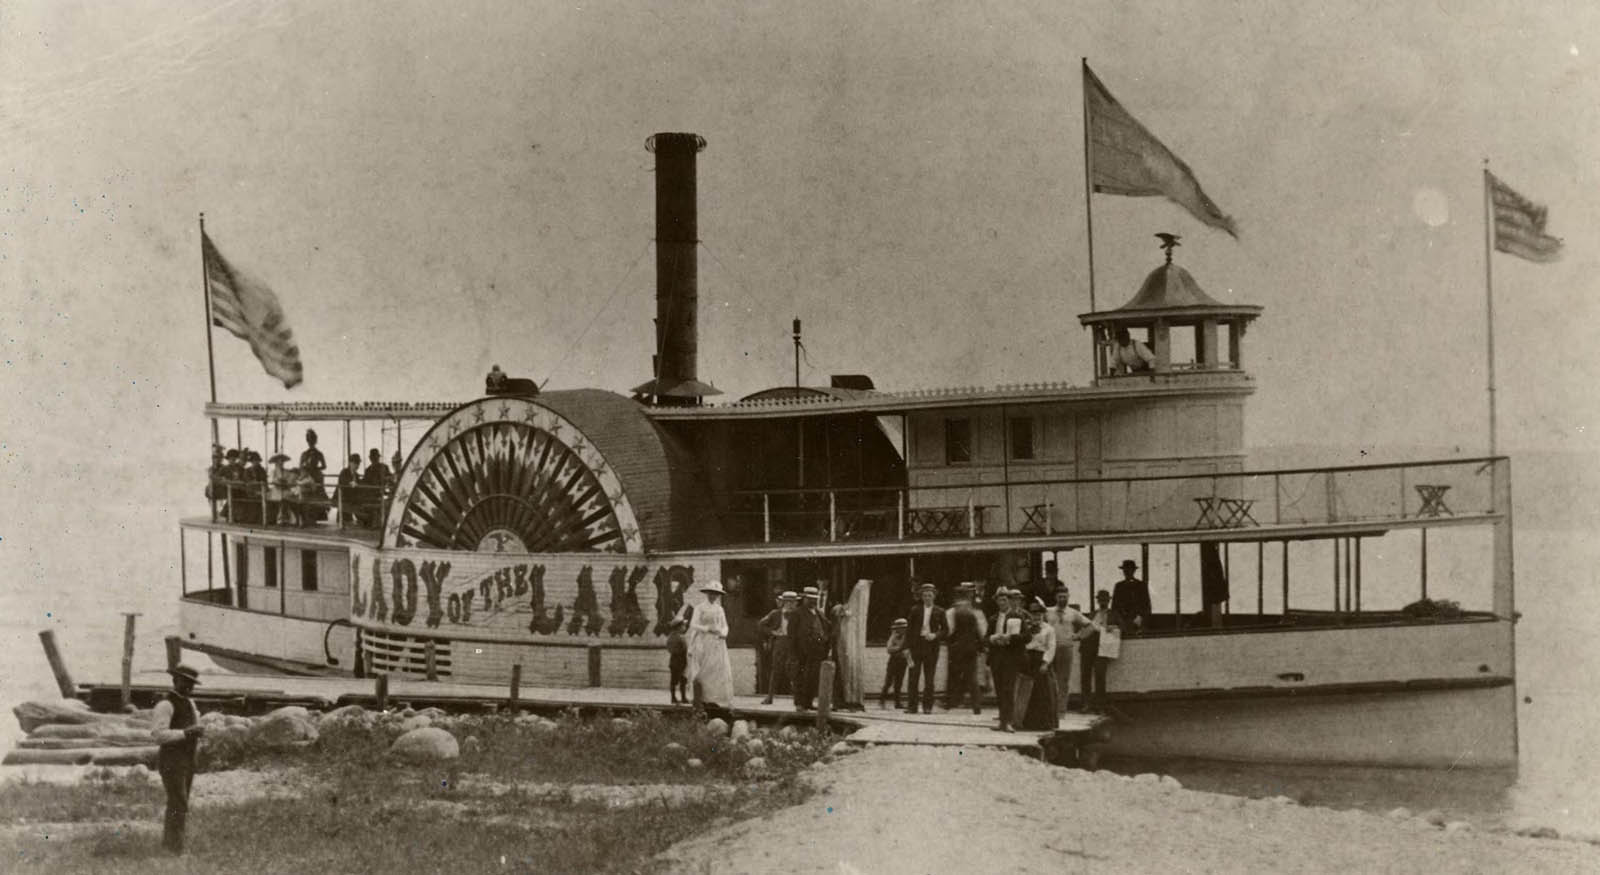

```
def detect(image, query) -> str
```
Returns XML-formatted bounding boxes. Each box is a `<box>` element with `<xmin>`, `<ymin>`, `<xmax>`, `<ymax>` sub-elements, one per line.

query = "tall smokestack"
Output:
<box><xmin>632</xmin><ymin>132</ymin><xmax>720</xmax><ymax>405</ymax></box>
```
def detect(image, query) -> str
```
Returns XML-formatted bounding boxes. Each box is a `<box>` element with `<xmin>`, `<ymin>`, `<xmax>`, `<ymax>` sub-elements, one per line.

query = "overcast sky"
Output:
<box><xmin>3</xmin><ymin>0</ymin><xmax>1597</xmax><ymax>481</ymax></box>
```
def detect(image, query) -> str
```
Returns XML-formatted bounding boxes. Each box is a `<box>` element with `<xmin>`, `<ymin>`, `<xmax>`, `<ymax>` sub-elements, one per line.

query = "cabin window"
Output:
<box><xmin>301</xmin><ymin>550</ymin><xmax>319</xmax><ymax>591</ymax></box>
<box><xmin>264</xmin><ymin>546</ymin><xmax>278</xmax><ymax>589</ymax></box>
<box><xmin>944</xmin><ymin>418</ymin><xmax>972</xmax><ymax>464</ymax></box>
<box><xmin>1009</xmin><ymin>417</ymin><xmax>1036</xmax><ymax>461</ymax></box>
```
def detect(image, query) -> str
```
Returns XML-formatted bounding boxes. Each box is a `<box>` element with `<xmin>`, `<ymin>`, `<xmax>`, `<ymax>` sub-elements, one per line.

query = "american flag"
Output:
<box><xmin>1488</xmin><ymin>172</ymin><xmax>1563</xmax><ymax>263</ymax></box>
<box><xmin>203</xmin><ymin>231</ymin><xmax>304</xmax><ymax>388</ymax></box>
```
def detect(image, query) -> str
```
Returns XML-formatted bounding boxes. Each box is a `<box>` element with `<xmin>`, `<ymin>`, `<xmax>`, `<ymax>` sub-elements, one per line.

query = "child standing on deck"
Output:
<box><xmin>880</xmin><ymin>618</ymin><xmax>909</xmax><ymax>709</ymax></box>
<box><xmin>666</xmin><ymin>618</ymin><xmax>689</xmax><ymax>704</ymax></box>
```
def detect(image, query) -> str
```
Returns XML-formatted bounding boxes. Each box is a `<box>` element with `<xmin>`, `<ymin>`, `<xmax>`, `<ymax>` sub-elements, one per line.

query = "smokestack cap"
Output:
<box><xmin>645</xmin><ymin>133</ymin><xmax>707</xmax><ymax>154</ymax></box>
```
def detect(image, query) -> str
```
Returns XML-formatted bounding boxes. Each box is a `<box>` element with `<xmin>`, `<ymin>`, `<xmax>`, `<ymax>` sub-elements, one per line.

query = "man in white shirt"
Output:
<box><xmin>1111</xmin><ymin>327</ymin><xmax>1155</xmax><ymax>375</ymax></box>
<box><xmin>1045</xmin><ymin>586</ymin><xmax>1085</xmax><ymax>716</ymax></box>
<box><xmin>904</xmin><ymin>582</ymin><xmax>948</xmax><ymax>714</ymax></box>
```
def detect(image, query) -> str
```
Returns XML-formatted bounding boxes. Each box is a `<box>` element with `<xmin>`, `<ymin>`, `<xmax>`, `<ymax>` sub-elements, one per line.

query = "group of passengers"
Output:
<box><xmin>206</xmin><ymin>429</ymin><xmax>395</xmax><ymax>527</ymax></box>
<box><xmin>880</xmin><ymin>559</ymin><xmax>1153</xmax><ymax>733</ymax></box>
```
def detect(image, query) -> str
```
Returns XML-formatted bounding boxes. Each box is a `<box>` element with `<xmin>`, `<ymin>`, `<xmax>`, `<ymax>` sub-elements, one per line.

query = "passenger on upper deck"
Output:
<box><xmin>1111</xmin><ymin>560</ymin><xmax>1152</xmax><ymax>635</ymax></box>
<box><xmin>362</xmin><ymin>448</ymin><xmax>391</xmax><ymax>491</ymax></box>
<box><xmin>266</xmin><ymin>453</ymin><xmax>293</xmax><ymax>525</ymax></box>
<box><xmin>337</xmin><ymin>453</ymin><xmax>362</xmax><ymax>524</ymax></box>
<box><xmin>1110</xmin><ymin>327</ymin><xmax>1155</xmax><ymax>375</ymax></box>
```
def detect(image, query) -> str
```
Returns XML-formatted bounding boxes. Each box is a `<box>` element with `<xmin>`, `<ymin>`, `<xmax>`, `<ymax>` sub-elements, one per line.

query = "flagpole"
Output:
<box><xmin>1081</xmin><ymin>58</ymin><xmax>1101</xmax><ymax>381</ymax></box>
<box><xmin>1482</xmin><ymin>162</ymin><xmax>1497</xmax><ymax>457</ymax></box>
<box><xmin>200</xmin><ymin>212</ymin><xmax>220</xmax><ymax>449</ymax></box>
<box><xmin>1081</xmin><ymin>58</ymin><xmax>1098</xmax><ymax>314</ymax></box>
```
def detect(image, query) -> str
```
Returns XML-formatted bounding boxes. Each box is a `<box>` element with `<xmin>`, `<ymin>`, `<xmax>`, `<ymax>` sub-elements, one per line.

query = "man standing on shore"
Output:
<box><xmin>757</xmin><ymin>591</ymin><xmax>798</xmax><ymax>704</ymax></box>
<box><xmin>150</xmin><ymin>664</ymin><xmax>205</xmax><ymax>854</ymax></box>
<box><xmin>944</xmin><ymin>582</ymin><xmax>985</xmax><ymax>714</ymax></box>
<box><xmin>790</xmin><ymin>587</ymin><xmax>829</xmax><ymax>711</ymax></box>
<box><xmin>1046</xmin><ymin>586</ymin><xmax>1085</xmax><ymax>715</ymax></box>
<box><xmin>904</xmin><ymin>582</ymin><xmax>948</xmax><ymax>714</ymax></box>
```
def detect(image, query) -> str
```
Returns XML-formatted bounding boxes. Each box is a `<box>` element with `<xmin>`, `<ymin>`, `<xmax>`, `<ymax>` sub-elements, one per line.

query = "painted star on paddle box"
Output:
<box><xmin>472</xmin><ymin>406</ymin><xmax>487</xmax><ymax>423</ymax></box>
<box><xmin>498</xmin><ymin>402</ymin><xmax>511</xmax><ymax>420</ymax></box>
<box><xmin>521</xmin><ymin>406</ymin><xmax>539</xmax><ymax>425</ymax></box>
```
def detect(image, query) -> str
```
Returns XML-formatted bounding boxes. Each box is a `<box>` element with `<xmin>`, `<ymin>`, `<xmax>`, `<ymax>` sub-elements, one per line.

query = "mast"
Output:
<box><xmin>1481</xmin><ymin>162</ymin><xmax>1497</xmax><ymax>456</ymax></box>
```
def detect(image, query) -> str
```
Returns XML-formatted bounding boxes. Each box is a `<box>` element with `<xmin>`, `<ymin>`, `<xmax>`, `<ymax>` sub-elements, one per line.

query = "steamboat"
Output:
<box><xmin>179</xmin><ymin>132</ymin><xmax>1517</xmax><ymax>768</ymax></box>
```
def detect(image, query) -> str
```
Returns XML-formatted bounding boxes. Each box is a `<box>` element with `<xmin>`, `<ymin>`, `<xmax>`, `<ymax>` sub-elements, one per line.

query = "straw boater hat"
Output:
<box><xmin>955</xmin><ymin>581</ymin><xmax>974</xmax><ymax>591</ymax></box>
<box><xmin>891</xmin><ymin>618</ymin><xmax>908</xmax><ymax>628</ymax></box>
<box><xmin>918</xmin><ymin>582</ymin><xmax>937</xmax><ymax>593</ymax></box>
<box><xmin>778</xmin><ymin>590</ymin><xmax>799</xmax><ymax>601</ymax></box>
<box><xmin>700</xmin><ymin>581</ymin><xmax>726</xmax><ymax>596</ymax></box>
<box><xmin>801</xmin><ymin>586</ymin><xmax>820</xmax><ymax>599</ymax></box>
<box><xmin>169</xmin><ymin>664</ymin><xmax>201</xmax><ymax>685</ymax></box>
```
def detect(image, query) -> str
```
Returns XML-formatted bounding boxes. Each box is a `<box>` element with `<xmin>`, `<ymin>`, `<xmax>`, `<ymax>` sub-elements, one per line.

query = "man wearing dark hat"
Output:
<box><xmin>944</xmin><ymin>582</ymin><xmax>986</xmax><ymax>714</ymax></box>
<box><xmin>903</xmin><ymin>582</ymin><xmax>948</xmax><ymax>714</ymax></box>
<box><xmin>1111</xmin><ymin>560</ymin><xmax>1151</xmax><ymax>634</ymax></box>
<box><xmin>337</xmin><ymin>453</ymin><xmax>363</xmax><ymax>524</ymax></box>
<box><xmin>790</xmin><ymin>587</ymin><xmax>830</xmax><ymax>711</ymax></box>
<box><xmin>150</xmin><ymin>664</ymin><xmax>205</xmax><ymax>854</ymax></box>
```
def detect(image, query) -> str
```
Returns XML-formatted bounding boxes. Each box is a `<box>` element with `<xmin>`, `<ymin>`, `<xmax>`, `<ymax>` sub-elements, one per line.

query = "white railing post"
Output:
<box><xmin>897</xmin><ymin>489</ymin><xmax>905</xmax><ymax>540</ymax></box>
<box><xmin>762</xmin><ymin>493</ymin><xmax>771</xmax><ymax>543</ymax></box>
<box><xmin>967</xmin><ymin>492</ymin><xmax>976</xmax><ymax>538</ymax></box>
<box><xmin>828</xmin><ymin>491</ymin><xmax>837</xmax><ymax>542</ymax></box>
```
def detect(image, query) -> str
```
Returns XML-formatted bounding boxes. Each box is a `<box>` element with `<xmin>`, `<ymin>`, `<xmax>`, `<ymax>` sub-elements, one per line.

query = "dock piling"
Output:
<box><xmin>375</xmin><ymin>673</ymin><xmax>389</xmax><ymax>711</ymax></box>
<box><xmin>509</xmin><ymin>664</ymin><xmax>522</xmax><ymax>708</ymax></box>
<box><xmin>816</xmin><ymin>659</ymin><xmax>835</xmax><ymax>730</ymax></box>
<box><xmin>424</xmin><ymin>639</ymin><xmax>438</xmax><ymax>681</ymax></box>
<box><xmin>164</xmin><ymin>636</ymin><xmax>183</xmax><ymax>670</ymax></box>
<box><xmin>587</xmin><ymin>645</ymin><xmax>602</xmax><ymax>687</ymax></box>
<box><xmin>120</xmin><ymin>613</ymin><xmax>139</xmax><ymax>709</ymax></box>
<box><xmin>38</xmin><ymin>630</ymin><xmax>76</xmax><ymax>699</ymax></box>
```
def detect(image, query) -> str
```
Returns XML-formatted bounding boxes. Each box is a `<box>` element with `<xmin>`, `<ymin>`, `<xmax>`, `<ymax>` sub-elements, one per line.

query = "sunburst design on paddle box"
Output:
<box><xmin>383</xmin><ymin>398</ymin><xmax>643</xmax><ymax>554</ymax></box>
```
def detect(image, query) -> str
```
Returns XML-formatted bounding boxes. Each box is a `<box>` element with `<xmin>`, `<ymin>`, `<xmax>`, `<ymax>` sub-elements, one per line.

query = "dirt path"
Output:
<box><xmin>657</xmin><ymin>747</ymin><xmax>1600</xmax><ymax>874</ymax></box>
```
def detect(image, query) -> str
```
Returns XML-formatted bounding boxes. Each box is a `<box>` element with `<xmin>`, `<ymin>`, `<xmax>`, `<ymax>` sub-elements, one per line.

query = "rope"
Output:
<box><xmin>542</xmin><ymin>240</ymin><xmax>653</xmax><ymax>389</ymax></box>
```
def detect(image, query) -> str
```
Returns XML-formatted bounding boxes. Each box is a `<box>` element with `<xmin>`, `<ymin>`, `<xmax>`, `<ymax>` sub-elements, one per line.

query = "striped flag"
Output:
<box><xmin>1084</xmin><ymin>63</ymin><xmax>1238</xmax><ymax>238</ymax></box>
<box><xmin>1488</xmin><ymin>172</ymin><xmax>1562</xmax><ymax>263</ymax></box>
<box><xmin>203</xmin><ymin>231</ymin><xmax>304</xmax><ymax>388</ymax></box>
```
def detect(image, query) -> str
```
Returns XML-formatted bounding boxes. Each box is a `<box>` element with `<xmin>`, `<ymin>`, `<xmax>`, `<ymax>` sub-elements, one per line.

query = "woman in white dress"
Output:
<box><xmin>685</xmin><ymin>581</ymin><xmax>734</xmax><ymax>710</ymax></box>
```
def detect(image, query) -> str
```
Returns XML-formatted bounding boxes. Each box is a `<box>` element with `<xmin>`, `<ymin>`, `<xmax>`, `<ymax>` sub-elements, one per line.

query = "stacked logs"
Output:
<box><xmin>5</xmin><ymin>699</ymin><xmax>160</xmax><ymax>767</ymax></box>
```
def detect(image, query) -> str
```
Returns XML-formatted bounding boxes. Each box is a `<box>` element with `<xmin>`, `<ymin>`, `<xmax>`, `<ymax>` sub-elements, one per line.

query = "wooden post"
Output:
<box><xmin>424</xmin><ymin>639</ymin><xmax>438</xmax><ymax>681</ymax></box>
<box><xmin>1281</xmin><ymin>540</ymin><xmax>1289</xmax><ymax>616</ymax></box>
<box><xmin>1420</xmin><ymin>528</ymin><xmax>1429</xmax><ymax>599</ymax></box>
<box><xmin>1332</xmin><ymin>537</ymin><xmax>1341</xmax><ymax>611</ymax></box>
<box><xmin>1173</xmin><ymin>544</ymin><xmax>1182</xmax><ymax>630</ymax></box>
<box><xmin>829</xmin><ymin>491</ymin><xmax>837</xmax><ymax>542</ymax></box>
<box><xmin>509</xmin><ymin>664</ymin><xmax>522</xmax><ymax>707</ymax></box>
<box><xmin>587</xmin><ymin>645</ymin><xmax>602</xmax><ymax>687</ymax></box>
<box><xmin>897</xmin><ymin>489</ymin><xmax>905</xmax><ymax>540</ymax></box>
<box><xmin>763</xmin><ymin>493</ymin><xmax>771</xmax><ymax>543</ymax></box>
<box><xmin>967</xmin><ymin>493</ymin><xmax>976</xmax><ymax>538</ymax></box>
<box><xmin>816</xmin><ymin>659</ymin><xmax>835</xmax><ymax>730</ymax></box>
<box><xmin>165</xmin><ymin>635</ymin><xmax>183</xmax><ymax>670</ymax></box>
<box><xmin>120</xmin><ymin>613</ymin><xmax>139</xmax><ymax>709</ymax></box>
<box><xmin>1354</xmin><ymin>537</ymin><xmax>1362</xmax><ymax>613</ymax></box>
<box><xmin>180</xmin><ymin>530</ymin><xmax>188</xmax><ymax>596</ymax></box>
<box><xmin>375</xmin><ymin>673</ymin><xmax>389</xmax><ymax>710</ymax></box>
<box><xmin>1256</xmin><ymin>541</ymin><xmax>1264</xmax><ymax>616</ymax></box>
<box><xmin>38</xmin><ymin>630</ymin><xmax>75</xmax><ymax>698</ymax></box>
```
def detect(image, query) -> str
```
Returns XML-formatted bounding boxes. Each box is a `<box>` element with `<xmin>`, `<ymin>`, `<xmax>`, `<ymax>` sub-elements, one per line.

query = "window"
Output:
<box><xmin>301</xmin><ymin>550</ymin><xmax>319</xmax><ymax>592</ymax></box>
<box><xmin>264</xmin><ymin>546</ymin><xmax>278</xmax><ymax>589</ymax></box>
<box><xmin>1009</xmin><ymin>417</ymin><xmax>1035</xmax><ymax>461</ymax></box>
<box><xmin>944</xmin><ymin>418</ymin><xmax>972</xmax><ymax>464</ymax></box>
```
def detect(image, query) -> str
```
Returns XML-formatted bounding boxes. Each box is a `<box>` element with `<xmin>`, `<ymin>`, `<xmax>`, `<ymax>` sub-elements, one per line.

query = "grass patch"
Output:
<box><xmin>0</xmin><ymin>770</ymin><xmax>161</xmax><ymax>825</ymax></box>
<box><xmin>0</xmin><ymin>709</ymin><xmax>834</xmax><ymax>873</ymax></box>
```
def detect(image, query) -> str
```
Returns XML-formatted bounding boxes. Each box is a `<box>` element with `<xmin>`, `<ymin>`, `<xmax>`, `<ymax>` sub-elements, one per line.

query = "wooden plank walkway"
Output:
<box><xmin>88</xmin><ymin>670</ymin><xmax>1110</xmax><ymax>754</ymax></box>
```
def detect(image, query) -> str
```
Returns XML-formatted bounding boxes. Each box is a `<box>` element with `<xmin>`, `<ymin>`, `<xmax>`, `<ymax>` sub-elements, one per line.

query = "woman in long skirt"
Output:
<box><xmin>1018</xmin><ymin>603</ymin><xmax>1060</xmax><ymax>731</ymax></box>
<box><xmin>685</xmin><ymin>581</ymin><xmax>734</xmax><ymax>711</ymax></box>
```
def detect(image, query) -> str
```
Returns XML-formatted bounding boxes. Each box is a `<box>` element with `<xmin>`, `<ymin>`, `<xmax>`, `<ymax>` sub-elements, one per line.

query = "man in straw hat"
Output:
<box><xmin>150</xmin><ymin>663</ymin><xmax>205</xmax><ymax>854</ymax></box>
<box><xmin>880</xmin><ymin>617</ymin><xmax>910</xmax><ymax>709</ymax></box>
<box><xmin>790</xmin><ymin>586</ymin><xmax>830</xmax><ymax>711</ymax></box>
<box><xmin>904</xmin><ymin>582</ymin><xmax>948</xmax><ymax>714</ymax></box>
<box><xmin>757</xmin><ymin>590</ymin><xmax>799</xmax><ymax>705</ymax></box>
<box><xmin>1112</xmin><ymin>559</ymin><xmax>1152</xmax><ymax>635</ymax></box>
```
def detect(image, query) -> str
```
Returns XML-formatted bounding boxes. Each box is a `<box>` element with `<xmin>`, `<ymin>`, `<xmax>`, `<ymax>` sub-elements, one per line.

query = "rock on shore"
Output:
<box><xmin>656</xmin><ymin>746</ymin><xmax>1600</xmax><ymax>874</ymax></box>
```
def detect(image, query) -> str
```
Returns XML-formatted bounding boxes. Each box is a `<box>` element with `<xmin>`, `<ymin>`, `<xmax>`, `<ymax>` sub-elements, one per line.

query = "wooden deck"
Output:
<box><xmin>84</xmin><ymin>670</ymin><xmax>1110</xmax><ymax>755</ymax></box>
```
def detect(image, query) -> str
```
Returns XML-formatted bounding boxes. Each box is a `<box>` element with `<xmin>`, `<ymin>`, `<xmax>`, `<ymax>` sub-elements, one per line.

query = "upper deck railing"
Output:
<box><xmin>727</xmin><ymin>457</ymin><xmax>1504</xmax><ymax>545</ymax></box>
<box><xmin>195</xmin><ymin>457</ymin><xmax>1506</xmax><ymax>548</ymax></box>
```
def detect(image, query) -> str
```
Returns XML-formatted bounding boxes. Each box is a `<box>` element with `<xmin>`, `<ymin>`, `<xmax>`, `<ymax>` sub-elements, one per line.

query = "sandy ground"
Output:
<box><xmin>656</xmin><ymin>747</ymin><xmax>1600</xmax><ymax>874</ymax></box>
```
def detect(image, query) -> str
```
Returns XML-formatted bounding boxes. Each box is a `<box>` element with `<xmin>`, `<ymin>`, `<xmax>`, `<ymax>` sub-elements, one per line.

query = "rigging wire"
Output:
<box><xmin>541</xmin><ymin>240</ymin><xmax>654</xmax><ymax>389</ymax></box>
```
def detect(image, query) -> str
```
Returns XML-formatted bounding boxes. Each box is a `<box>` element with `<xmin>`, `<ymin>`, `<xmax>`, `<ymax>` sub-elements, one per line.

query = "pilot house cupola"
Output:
<box><xmin>1078</xmin><ymin>234</ymin><xmax>1261</xmax><ymax>383</ymax></box>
